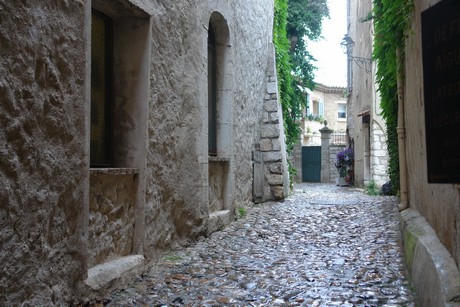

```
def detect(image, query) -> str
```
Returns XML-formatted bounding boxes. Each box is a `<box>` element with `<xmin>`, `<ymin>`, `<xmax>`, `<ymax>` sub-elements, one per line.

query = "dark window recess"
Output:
<box><xmin>208</xmin><ymin>23</ymin><xmax>217</xmax><ymax>156</ymax></box>
<box><xmin>338</xmin><ymin>105</ymin><xmax>347</xmax><ymax>119</ymax></box>
<box><xmin>91</xmin><ymin>10</ymin><xmax>113</xmax><ymax>167</ymax></box>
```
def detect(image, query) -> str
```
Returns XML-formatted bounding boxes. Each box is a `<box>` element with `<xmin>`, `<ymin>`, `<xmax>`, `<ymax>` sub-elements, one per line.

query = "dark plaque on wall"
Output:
<box><xmin>422</xmin><ymin>0</ymin><xmax>460</xmax><ymax>183</ymax></box>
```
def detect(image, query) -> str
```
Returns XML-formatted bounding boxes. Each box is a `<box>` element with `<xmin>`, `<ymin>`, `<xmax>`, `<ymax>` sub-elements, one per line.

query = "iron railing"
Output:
<box><xmin>331</xmin><ymin>131</ymin><xmax>347</xmax><ymax>145</ymax></box>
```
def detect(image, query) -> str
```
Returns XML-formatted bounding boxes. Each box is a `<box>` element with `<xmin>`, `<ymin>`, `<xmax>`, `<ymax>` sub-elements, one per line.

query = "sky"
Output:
<box><xmin>308</xmin><ymin>0</ymin><xmax>347</xmax><ymax>87</ymax></box>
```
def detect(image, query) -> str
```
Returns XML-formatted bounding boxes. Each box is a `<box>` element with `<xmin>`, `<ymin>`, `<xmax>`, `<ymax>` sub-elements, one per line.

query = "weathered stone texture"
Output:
<box><xmin>261</xmin><ymin>124</ymin><xmax>280</xmax><ymax>138</ymax></box>
<box><xmin>265</xmin><ymin>100</ymin><xmax>278</xmax><ymax>112</ymax></box>
<box><xmin>404</xmin><ymin>0</ymin><xmax>460</xmax><ymax>270</ymax></box>
<box><xmin>142</xmin><ymin>0</ymin><xmax>208</xmax><ymax>258</ymax></box>
<box><xmin>89</xmin><ymin>173</ymin><xmax>137</xmax><ymax>267</ymax></box>
<box><xmin>347</xmin><ymin>0</ymin><xmax>389</xmax><ymax>187</ymax></box>
<box><xmin>142</xmin><ymin>0</ymin><xmax>277</xmax><ymax>257</ymax></box>
<box><xmin>0</xmin><ymin>1</ymin><xmax>88</xmax><ymax>305</ymax></box>
<box><xmin>230</xmin><ymin>1</ymin><xmax>277</xmax><ymax>204</ymax></box>
<box><xmin>330</xmin><ymin>145</ymin><xmax>347</xmax><ymax>181</ymax></box>
<box><xmin>208</xmin><ymin>161</ymin><xmax>228</xmax><ymax>213</ymax></box>
<box><xmin>1</xmin><ymin>0</ymin><xmax>286</xmax><ymax>304</ymax></box>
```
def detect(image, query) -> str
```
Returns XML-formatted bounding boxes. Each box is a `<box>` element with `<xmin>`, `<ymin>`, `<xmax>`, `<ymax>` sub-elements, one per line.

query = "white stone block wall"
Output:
<box><xmin>259</xmin><ymin>51</ymin><xmax>289</xmax><ymax>200</ymax></box>
<box><xmin>330</xmin><ymin>145</ymin><xmax>346</xmax><ymax>181</ymax></box>
<box><xmin>371</xmin><ymin>122</ymin><xmax>389</xmax><ymax>186</ymax></box>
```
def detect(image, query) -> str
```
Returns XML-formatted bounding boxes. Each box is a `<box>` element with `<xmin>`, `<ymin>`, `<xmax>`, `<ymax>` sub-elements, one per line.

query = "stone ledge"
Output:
<box><xmin>85</xmin><ymin>255</ymin><xmax>144</xmax><ymax>290</ymax></box>
<box><xmin>400</xmin><ymin>209</ymin><xmax>460</xmax><ymax>306</ymax></box>
<box><xmin>209</xmin><ymin>156</ymin><xmax>230</xmax><ymax>162</ymax></box>
<box><xmin>207</xmin><ymin>210</ymin><xmax>231</xmax><ymax>235</ymax></box>
<box><xmin>90</xmin><ymin>168</ymin><xmax>139</xmax><ymax>175</ymax></box>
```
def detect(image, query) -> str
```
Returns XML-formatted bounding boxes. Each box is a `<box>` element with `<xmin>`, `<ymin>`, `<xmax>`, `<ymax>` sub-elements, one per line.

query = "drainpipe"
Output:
<box><xmin>396</xmin><ymin>47</ymin><xmax>409</xmax><ymax>211</ymax></box>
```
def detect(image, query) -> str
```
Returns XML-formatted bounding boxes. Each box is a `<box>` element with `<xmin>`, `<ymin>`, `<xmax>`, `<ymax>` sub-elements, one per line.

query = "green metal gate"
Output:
<box><xmin>302</xmin><ymin>146</ymin><xmax>321</xmax><ymax>182</ymax></box>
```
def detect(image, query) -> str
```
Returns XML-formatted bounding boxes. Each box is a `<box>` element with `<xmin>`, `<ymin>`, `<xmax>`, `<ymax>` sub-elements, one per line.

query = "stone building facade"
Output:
<box><xmin>345</xmin><ymin>0</ymin><xmax>389</xmax><ymax>187</ymax></box>
<box><xmin>397</xmin><ymin>0</ymin><xmax>460</xmax><ymax>305</ymax></box>
<box><xmin>349</xmin><ymin>0</ymin><xmax>460</xmax><ymax>304</ymax></box>
<box><xmin>300</xmin><ymin>83</ymin><xmax>347</xmax><ymax>146</ymax></box>
<box><xmin>0</xmin><ymin>0</ymin><xmax>289</xmax><ymax>304</ymax></box>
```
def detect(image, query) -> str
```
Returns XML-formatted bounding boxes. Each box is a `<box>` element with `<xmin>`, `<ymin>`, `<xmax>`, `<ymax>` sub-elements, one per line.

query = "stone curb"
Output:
<box><xmin>400</xmin><ymin>208</ymin><xmax>460</xmax><ymax>306</ymax></box>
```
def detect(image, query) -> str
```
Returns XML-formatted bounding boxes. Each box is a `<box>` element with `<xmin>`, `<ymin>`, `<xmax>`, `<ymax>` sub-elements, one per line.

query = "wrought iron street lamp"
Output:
<box><xmin>340</xmin><ymin>34</ymin><xmax>373</xmax><ymax>73</ymax></box>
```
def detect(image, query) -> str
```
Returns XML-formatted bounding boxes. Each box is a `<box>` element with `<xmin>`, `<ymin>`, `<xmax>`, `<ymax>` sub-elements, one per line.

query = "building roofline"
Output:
<box><xmin>314</xmin><ymin>82</ymin><xmax>346</xmax><ymax>94</ymax></box>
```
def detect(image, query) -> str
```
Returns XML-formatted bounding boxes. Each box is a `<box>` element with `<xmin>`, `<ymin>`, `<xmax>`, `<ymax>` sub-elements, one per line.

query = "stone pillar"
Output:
<box><xmin>258</xmin><ymin>43</ymin><xmax>290</xmax><ymax>201</ymax></box>
<box><xmin>293</xmin><ymin>142</ymin><xmax>302</xmax><ymax>183</ymax></box>
<box><xmin>319</xmin><ymin>122</ymin><xmax>333</xmax><ymax>183</ymax></box>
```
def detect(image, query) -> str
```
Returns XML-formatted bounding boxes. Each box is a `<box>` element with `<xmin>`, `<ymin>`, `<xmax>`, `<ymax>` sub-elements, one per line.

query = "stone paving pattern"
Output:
<box><xmin>101</xmin><ymin>183</ymin><xmax>417</xmax><ymax>306</ymax></box>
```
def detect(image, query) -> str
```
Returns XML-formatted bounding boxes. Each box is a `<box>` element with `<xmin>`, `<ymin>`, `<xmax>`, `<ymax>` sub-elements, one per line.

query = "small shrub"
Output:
<box><xmin>365</xmin><ymin>179</ymin><xmax>381</xmax><ymax>196</ymax></box>
<box><xmin>237</xmin><ymin>206</ymin><xmax>247</xmax><ymax>219</ymax></box>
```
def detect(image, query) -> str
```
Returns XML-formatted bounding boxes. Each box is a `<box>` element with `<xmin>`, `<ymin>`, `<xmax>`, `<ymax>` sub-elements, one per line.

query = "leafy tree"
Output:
<box><xmin>274</xmin><ymin>0</ymin><xmax>329</xmax><ymax>154</ymax></box>
<box><xmin>287</xmin><ymin>0</ymin><xmax>328</xmax><ymax>89</ymax></box>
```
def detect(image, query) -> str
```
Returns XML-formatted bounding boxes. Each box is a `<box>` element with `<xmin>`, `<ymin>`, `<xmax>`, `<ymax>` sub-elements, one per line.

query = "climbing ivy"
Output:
<box><xmin>373</xmin><ymin>0</ymin><xmax>413</xmax><ymax>195</ymax></box>
<box><xmin>273</xmin><ymin>0</ymin><xmax>295</xmax><ymax>154</ymax></box>
<box><xmin>273</xmin><ymin>0</ymin><xmax>329</xmax><ymax>154</ymax></box>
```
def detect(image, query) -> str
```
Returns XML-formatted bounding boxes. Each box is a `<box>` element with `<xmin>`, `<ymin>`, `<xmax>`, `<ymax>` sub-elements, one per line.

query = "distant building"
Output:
<box><xmin>345</xmin><ymin>0</ymin><xmax>389</xmax><ymax>187</ymax></box>
<box><xmin>301</xmin><ymin>83</ymin><xmax>347</xmax><ymax>146</ymax></box>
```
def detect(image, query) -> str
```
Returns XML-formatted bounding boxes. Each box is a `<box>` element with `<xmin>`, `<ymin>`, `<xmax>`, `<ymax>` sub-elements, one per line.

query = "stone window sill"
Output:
<box><xmin>209</xmin><ymin>156</ymin><xmax>230</xmax><ymax>162</ymax></box>
<box><xmin>90</xmin><ymin>168</ymin><xmax>139</xmax><ymax>175</ymax></box>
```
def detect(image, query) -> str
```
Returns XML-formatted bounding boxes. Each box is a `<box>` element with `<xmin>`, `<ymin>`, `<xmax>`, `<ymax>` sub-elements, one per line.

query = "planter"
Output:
<box><xmin>336</xmin><ymin>177</ymin><xmax>348</xmax><ymax>187</ymax></box>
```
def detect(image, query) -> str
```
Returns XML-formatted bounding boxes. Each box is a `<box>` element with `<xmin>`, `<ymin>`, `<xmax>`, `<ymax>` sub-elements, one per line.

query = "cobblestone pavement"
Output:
<box><xmin>103</xmin><ymin>183</ymin><xmax>417</xmax><ymax>306</ymax></box>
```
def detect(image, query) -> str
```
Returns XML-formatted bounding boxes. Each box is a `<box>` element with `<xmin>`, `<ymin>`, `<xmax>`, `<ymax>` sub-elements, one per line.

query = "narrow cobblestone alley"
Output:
<box><xmin>100</xmin><ymin>183</ymin><xmax>417</xmax><ymax>306</ymax></box>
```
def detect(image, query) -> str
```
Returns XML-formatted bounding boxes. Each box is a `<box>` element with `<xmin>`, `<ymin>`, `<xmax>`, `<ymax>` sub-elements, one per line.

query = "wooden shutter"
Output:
<box><xmin>306</xmin><ymin>94</ymin><xmax>311</xmax><ymax>116</ymax></box>
<box><xmin>319</xmin><ymin>101</ymin><xmax>325</xmax><ymax>117</ymax></box>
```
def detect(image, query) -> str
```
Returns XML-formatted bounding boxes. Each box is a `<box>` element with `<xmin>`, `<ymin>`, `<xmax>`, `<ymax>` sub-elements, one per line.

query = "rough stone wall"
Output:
<box><xmin>259</xmin><ymin>48</ymin><xmax>290</xmax><ymax>200</ymax></box>
<box><xmin>403</xmin><ymin>0</ymin><xmax>460</xmax><ymax>268</ymax></box>
<box><xmin>0</xmin><ymin>0</ymin><xmax>281</xmax><ymax>304</ymax></box>
<box><xmin>230</xmin><ymin>1</ymin><xmax>277</xmax><ymax>203</ymax></box>
<box><xmin>143</xmin><ymin>0</ymin><xmax>210</xmax><ymax>257</ymax></box>
<box><xmin>347</xmin><ymin>0</ymin><xmax>389</xmax><ymax>187</ymax></box>
<box><xmin>143</xmin><ymin>0</ymin><xmax>277</xmax><ymax>257</ymax></box>
<box><xmin>89</xmin><ymin>171</ymin><xmax>137</xmax><ymax>267</ymax></box>
<box><xmin>347</xmin><ymin>0</ymin><xmax>374</xmax><ymax>187</ymax></box>
<box><xmin>0</xmin><ymin>1</ymin><xmax>88</xmax><ymax>305</ymax></box>
<box><xmin>208</xmin><ymin>161</ymin><xmax>228</xmax><ymax>212</ymax></box>
<box><xmin>330</xmin><ymin>145</ymin><xmax>347</xmax><ymax>181</ymax></box>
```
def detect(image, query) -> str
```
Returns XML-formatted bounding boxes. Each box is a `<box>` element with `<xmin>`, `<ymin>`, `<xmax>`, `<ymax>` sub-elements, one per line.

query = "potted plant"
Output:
<box><xmin>335</xmin><ymin>147</ymin><xmax>354</xmax><ymax>186</ymax></box>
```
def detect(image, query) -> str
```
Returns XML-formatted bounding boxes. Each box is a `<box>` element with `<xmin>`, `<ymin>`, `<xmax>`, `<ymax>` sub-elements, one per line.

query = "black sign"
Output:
<box><xmin>422</xmin><ymin>0</ymin><xmax>460</xmax><ymax>183</ymax></box>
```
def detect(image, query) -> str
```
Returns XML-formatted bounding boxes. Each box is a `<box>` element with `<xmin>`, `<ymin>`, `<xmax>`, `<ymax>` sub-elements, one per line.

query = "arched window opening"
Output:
<box><xmin>208</xmin><ymin>23</ymin><xmax>217</xmax><ymax>156</ymax></box>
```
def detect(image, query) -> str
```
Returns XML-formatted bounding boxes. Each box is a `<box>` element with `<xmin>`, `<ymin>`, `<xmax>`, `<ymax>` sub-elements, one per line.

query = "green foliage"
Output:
<box><xmin>288</xmin><ymin>160</ymin><xmax>298</xmax><ymax>189</ymax></box>
<box><xmin>237</xmin><ymin>206</ymin><xmax>247</xmax><ymax>219</ymax></box>
<box><xmin>273</xmin><ymin>0</ymin><xmax>329</xmax><ymax>155</ymax></box>
<box><xmin>287</xmin><ymin>0</ymin><xmax>328</xmax><ymax>40</ymax></box>
<box><xmin>306</xmin><ymin>114</ymin><xmax>324</xmax><ymax>123</ymax></box>
<box><xmin>287</xmin><ymin>0</ymin><xmax>329</xmax><ymax>89</ymax></box>
<box><xmin>162</xmin><ymin>254</ymin><xmax>182</xmax><ymax>262</ymax></box>
<box><xmin>365</xmin><ymin>179</ymin><xmax>381</xmax><ymax>196</ymax></box>
<box><xmin>373</xmin><ymin>0</ymin><xmax>413</xmax><ymax>195</ymax></box>
<box><xmin>274</xmin><ymin>0</ymin><xmax>296</xmax><ymax>152</ymax></box>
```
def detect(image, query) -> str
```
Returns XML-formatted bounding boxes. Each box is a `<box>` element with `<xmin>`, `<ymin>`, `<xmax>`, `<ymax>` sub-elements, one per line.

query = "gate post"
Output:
<box><xmin>319</xmin><ymin>122</ymin><xmax>333</xmax><ymax>183</ymax></box>
<box><xmin>292</xmin><ymin>142</ymin><xmax>302</xmax><ymax>183</ymax></box>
